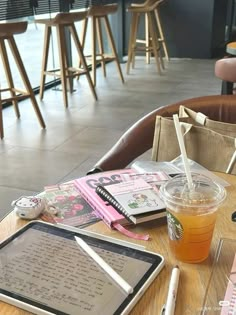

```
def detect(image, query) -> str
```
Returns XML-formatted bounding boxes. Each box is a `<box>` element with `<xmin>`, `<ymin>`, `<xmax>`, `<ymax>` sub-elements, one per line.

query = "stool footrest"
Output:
<box><xmin>0</xmin><ymin>94</ymin><xmax>29</xmax><ymax>103</ymax></box>
<box><xmin>44</xmin><ymin>68</ymin><xmax>90</xmax><ymax>77</ymax></box>
<box><xmin>136</xmin><ymin>39</ymin><xmax>147</xmax><ymax>44</ymax></box>
<box><xmin>0</xmin><ymin>87</ymin><xmax>29</xmax><ymax>96</ymax></box>
<box><xmin>13</xmin><ymin>88</ymin><xmax>29</xmax><ymax>95</ymax></box>
<box><xmin>85</xmin><ymin>55</ymin><xmax>116</xmax><ymax>62</ymax></box>
<box><xmin>134</xmin><ymin>45</ymin><xmax>161</xmax><ymax>52</ymax></box>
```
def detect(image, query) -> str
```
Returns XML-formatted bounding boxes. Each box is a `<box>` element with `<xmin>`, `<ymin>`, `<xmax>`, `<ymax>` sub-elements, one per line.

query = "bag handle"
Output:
<box><xmin>226</xmin><ymin>139</ymin><xmax>236</xmax><ymax>174</ymax></box>
<box><xmin>179</xmin><ymin>105</ymin><xmax>208</xmax><ymax>126</ymax></box>
<box><xmin>180</xmin><ymin>119</ymin><xmax>236</xmax><ymax>174</ymax></box>
<box><xmin>180</xmin><ymin>121</ymin><xmax>193</xmax><ymax>136</ymax></box>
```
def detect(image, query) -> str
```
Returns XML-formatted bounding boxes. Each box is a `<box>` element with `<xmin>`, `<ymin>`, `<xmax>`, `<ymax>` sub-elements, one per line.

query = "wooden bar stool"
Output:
<box><xmin>0</xmin><ymin>21</ymin><xmax>46</xmax><ymax>139</ymax></box>
<box><xmin>36</xmin><ymin>11</ymin><xmax>97</xmax><ymax>108</ymax></box>
<box><xmin>126</xmin><ymin>0</ymin><xmax>164</xmax><ymax>74</ymax></box>
<box><xmin>132</xmin><ymin>0</ymin><xmax>169</xmax><ymax>63</ymax></box>
<box><xmin>80</xmin><ymin>4</ymin><xmax>124</xmax><ymax>87</ymax></box>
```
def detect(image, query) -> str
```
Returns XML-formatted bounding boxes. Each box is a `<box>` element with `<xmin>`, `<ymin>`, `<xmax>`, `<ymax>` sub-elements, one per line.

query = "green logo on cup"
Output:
<box><xmin>167</xmin><ymin>211</ymin><xmax>184</xmax><ymax>241</ymax></box>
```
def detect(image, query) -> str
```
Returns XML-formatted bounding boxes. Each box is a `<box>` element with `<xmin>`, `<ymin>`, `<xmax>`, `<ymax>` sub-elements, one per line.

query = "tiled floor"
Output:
<box><xmin>0</xmin><ymin>58</ymin><xmax>220</xmax><ymax>218</ymax></box>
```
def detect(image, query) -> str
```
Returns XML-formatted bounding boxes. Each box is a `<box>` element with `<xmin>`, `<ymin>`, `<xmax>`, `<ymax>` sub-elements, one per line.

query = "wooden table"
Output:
<box><xmin>0</xmin><ymin>173</ymin><xmax>235</xmax><ymax>315</ymax></box>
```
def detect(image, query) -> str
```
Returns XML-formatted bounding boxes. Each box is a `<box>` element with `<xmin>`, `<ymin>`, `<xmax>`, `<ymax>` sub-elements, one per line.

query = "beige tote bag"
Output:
<box><xmin>152</xmin><ymin>106</ymin><xmax>236</xmax><ymax>174</ymax></box>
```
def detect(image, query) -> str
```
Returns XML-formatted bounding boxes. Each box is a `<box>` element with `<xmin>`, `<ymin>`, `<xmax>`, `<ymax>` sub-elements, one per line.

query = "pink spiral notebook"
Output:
<box><xmin>74</xmin><ymin>169</ymin><xmax>135</xmax><ymax>227</ymax></box>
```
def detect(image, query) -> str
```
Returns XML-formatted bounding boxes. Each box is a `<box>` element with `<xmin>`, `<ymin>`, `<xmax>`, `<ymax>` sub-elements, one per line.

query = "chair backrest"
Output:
<box><xmin>87</xmin><ymin>95</ymin><xmax>236</xmax><ymax>174</ymax></box>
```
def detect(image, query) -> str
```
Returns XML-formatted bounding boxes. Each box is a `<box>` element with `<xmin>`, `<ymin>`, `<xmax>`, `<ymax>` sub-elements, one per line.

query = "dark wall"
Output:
<box><xmin>161</xmin><ymin>0</ymin><xmax>214</xmax><ymax>58</ymax></box>
<box><xmin>212</xmin><ymin>0</ymin><xmax>230</xmax><ymax>57</ymax></box>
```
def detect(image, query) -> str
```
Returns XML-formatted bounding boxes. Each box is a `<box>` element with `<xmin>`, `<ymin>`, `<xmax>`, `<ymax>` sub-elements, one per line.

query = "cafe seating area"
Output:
<box><xmin>0</xmin><ymin>0</ymin><xmax>234</xmax><ymax>216</ymax></box>
<box><xmin>0</xmin><ymin>56</ymin><xmax>222</xmax><ymax>217</ymax></box>
<box><xmin>1</xmin><ymin>3</ymin><xmax>236</xmax><ymax>315</ymax></box>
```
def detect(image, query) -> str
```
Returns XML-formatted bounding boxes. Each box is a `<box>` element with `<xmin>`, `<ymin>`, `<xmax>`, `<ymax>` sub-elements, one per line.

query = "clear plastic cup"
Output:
<box><xmin>160</xmin><ymin>173</ymin><xmax>226</xmax><ymax>263</ymax></box>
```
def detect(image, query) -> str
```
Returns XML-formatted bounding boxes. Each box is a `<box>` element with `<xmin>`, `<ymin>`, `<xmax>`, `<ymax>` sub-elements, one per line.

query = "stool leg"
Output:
<box><xmin>158</xmin><ymin>43</ymin><xmax>165</xmax><ymax>71</ymax></box>
<box><xmin>91</xmin><ymin>16</ymin><xmax>97</xmax><ymax>86</ymax></box>
<box><xmin>0</xmin><ymin>39</ymin><xmax>20</xmax><ymax>118</ymax></box>
<box><xmin>8</xmin><ymin>36</ymin><xmax>46</xmax><ymax>128</ymax></box>
<box><xmin>150</xmin><ymin>10</ymin><xmax>165</xmax><ymax>70</ymax></box>
<box><xmin>0</xmin><ymin>93</ymin><xmax>3</xmax><ymax>139</ymax></box>
<box><xmin>56</xmin><ymin>24</ymin><xmax>69</xmax><ymax>108</ymax></box>
<box><xmin>80</xmin><ymin>18</ymin><xmax>88</xmax><ymax>52</ymax></box>
<box><xmin>70</xmin><ymin>24</ymin><xmax>97</xmax><ymax>101</ymax></box>
<box><xmin>127</xmin><ymin>12</ymin><xmax>138</xmax><ymax>74</ymax></box>
<box><xmin>221</xmin><ymin>81</ymin><xmax>234</xmax><ymax>95</ymax></box>
<box><xmin>127</xmin><ymin>12</ymin><xmax>135</xmax><ymax>74</ymax></box>
<box><xmin>147</xmin><ymin>11</ymin><xmax>162</xmax><ymax>74</ymax></box>
<box><xmin>132</xmin><ymin>13</ymin><xmax>140</xmax><ymax>69</ymax></box>
<box><xmin>154</xmin><ymin>7</ymin><xmax>169</xmax><ymax>61</ymax></box>
<box><xmin>63</xmin><ymin>31</ymin><xmax>73</xmax><ymax>94</ymax></box>
<box><xmin>78</xmin><ymin>17</ymin><xmax>88</xmax><ymax>78</ymax></box>
<box><xmin>145</xmin><ymin>13</ymin><xmax>151</xmax><ymax>64</ymax></box>
<box><xmin>40</xmin><ymin>25</ymin><xmax>51</xmax><ymax>101</ymax></box>
<box><xmin>97</xmin><ymin>17</ymin><xmax>106</xmax><ymax>78</ymax></box>
<box><xmin>104</xmin><ymin>15</ymin><xmax>124</xmax><ymax>83</ymax></box>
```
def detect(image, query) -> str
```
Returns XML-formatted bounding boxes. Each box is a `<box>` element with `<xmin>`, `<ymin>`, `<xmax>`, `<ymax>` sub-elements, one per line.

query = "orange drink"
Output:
<box><xmin>160</xmin><ymin>174</ymin><xmax>226</xmax><ymax>263</ymax></box>
<box><xmin>166</xmin><ymin>207</ymin><xmax>217</xmax><ymax>263</ymax></box>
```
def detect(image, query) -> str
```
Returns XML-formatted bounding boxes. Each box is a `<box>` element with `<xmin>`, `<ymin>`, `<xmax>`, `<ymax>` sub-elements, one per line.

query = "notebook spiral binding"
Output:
<box><xmin>96</xmin><ymin>186</ymin><xmax>134</xmax><ymax>224</ymax></box>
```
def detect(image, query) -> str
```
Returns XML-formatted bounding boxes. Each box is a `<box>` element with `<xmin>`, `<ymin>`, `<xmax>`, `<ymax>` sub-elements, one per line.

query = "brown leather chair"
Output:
<box><xmin>87</xmin><ymin>94</ymin><xmax>236</xmax><ymax>174</ymax></box>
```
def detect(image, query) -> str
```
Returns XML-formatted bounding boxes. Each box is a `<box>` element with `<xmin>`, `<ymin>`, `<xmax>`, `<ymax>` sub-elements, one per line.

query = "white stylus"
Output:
<box><xmin>161</xmin><ymin>265</ymin><xmax>180</xmax><ymax>315</ymax></box>
<box><xmin>74</xmin><ymin>236</ymin><xmax>133</xmax><ymax>295</ymax></box>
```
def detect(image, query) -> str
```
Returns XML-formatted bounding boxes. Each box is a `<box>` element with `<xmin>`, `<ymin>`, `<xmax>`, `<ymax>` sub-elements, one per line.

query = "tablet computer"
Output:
<box><xmin>0</xmin><ymin>221</ymin><xmax>164</xmax><ymax>315</ymax></box>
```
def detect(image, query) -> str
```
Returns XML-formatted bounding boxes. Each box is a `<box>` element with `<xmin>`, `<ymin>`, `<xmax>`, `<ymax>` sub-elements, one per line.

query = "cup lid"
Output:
<box><xmin>160</xmin><ymin>173</ymin><xmax>226</xmax><ymax>209</ymax></box>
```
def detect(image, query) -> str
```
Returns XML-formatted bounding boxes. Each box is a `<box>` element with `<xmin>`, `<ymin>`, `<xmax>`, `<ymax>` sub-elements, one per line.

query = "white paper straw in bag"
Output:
<box><xmin>226</xmin><ymin>150</ymin><xmax>236</xmax><ymax>174</ymax></box>
<box><xmin>173</xmin><ymin>114</ymin><xmax>193</xmax><ymax>189</ymax></box>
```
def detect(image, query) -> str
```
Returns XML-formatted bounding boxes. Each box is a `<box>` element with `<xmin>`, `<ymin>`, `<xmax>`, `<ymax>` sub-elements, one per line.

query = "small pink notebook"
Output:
<box><xmin>74</xmin><ymin>169</ymin><xmax>135</xmax><ymax>228</ymax></box>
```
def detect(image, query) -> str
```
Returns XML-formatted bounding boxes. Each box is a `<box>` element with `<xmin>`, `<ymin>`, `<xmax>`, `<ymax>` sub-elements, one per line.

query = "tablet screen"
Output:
<box><xmin>0</xmin><ymin>221</ymin><xmax>164</xmax><ymax>315</ymax></box>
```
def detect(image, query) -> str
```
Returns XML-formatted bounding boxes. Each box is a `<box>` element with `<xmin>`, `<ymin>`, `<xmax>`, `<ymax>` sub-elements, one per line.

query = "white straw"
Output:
<box><xmin>173</xmin><ymin>114</ymin><xmax>193</xmax><ymax>188</ymax></box>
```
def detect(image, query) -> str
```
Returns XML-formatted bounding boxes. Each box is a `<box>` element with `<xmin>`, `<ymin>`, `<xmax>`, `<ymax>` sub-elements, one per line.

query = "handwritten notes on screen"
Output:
<box><xmin>0</xmin><ymin>228</ymin><xmax>151</xmax><ymax>315</ymax></box>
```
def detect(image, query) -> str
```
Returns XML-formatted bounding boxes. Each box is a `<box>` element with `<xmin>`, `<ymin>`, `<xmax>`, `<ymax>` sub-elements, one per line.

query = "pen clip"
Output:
<box><xmin>232</xmin><ymin>211</ymin><xmax>236</xmax><ymax>222</ymax></box>
<box><xmin>160</xmin><ymin>304</ymin><xmax>165</xmax><ymax>315</ymax></box>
